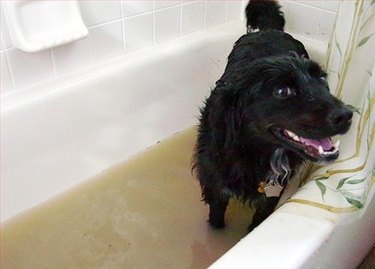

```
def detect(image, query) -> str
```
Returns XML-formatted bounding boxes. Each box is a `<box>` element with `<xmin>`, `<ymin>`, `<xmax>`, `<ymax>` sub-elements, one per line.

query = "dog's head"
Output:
<box><xmin>214</xmin><ymin>55</ymin><xmax>352</xmax><ymax>164</ymax></box>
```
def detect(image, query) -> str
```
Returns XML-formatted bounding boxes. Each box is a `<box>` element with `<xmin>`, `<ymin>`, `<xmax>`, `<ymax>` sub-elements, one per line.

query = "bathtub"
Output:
<box><xmin>1</xmin><ymin>21</ymin><xmax>373</xmax><ymax>268</ymax></box>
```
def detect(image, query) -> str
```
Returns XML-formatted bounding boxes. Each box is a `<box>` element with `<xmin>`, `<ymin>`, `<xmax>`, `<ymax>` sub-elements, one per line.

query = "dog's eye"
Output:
<box><xmin>273</xmin><ymin>87</ymin><xmax>295</xmax><ymax>99</ymax></box>
<box><xmin>319</xmin><ymin>76</ymin><xmax>330</xmax><ymax>88</ymax></box>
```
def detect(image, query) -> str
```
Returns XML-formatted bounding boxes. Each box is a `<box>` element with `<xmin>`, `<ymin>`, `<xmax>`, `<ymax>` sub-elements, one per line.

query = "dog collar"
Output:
<box><xmin>258</xmin><ymin>181</ymin><xmax>284</xmax><ymax>197</ymax></box>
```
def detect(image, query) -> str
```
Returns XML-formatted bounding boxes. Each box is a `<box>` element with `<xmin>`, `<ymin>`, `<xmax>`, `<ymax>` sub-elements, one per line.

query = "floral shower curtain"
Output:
<box><xmin>285</xmin><ymin>0</ymin><xmax>375</xmax><ymax>220</ymax></box>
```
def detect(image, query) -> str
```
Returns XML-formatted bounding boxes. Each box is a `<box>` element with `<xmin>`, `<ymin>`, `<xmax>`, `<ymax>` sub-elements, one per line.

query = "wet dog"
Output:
<box><xmin>193</xmin><ymin>0</ymin><xmax>353</xmax><ymax>231</ymax></box>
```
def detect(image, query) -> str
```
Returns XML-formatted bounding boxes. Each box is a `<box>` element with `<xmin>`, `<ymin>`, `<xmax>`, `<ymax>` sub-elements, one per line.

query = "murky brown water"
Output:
<box><xmin>1</xmin><ymin>127</ymin><xmax>252</xmax><ymax>269</ymax></box>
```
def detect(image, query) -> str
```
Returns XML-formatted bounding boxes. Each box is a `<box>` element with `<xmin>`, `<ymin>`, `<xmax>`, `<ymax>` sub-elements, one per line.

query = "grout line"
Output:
<box><xmin>87</xmin><ymin>8</ymin><xmax>180</xmax><ymax>32</ymax></box>
<box><xmin>87</xmin><ymin>18</ymin><xmax>123</xmax><ymax>30</ymax></box>
<box><xmin>122</xmin><ymin>10</ymin><xmax>154</xmax><ymax>20</ymax></box>
<box><xmin>120</xmin><ymin>0</ymin><xmax>124</xmax><ymax>19</ymax></box>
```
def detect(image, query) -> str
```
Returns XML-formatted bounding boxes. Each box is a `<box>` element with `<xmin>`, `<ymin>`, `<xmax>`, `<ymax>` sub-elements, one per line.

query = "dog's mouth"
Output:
<box><xmin>270</xmin><ymin>127</ymin><xmax>340</xmax><ymax>163</ymax></box>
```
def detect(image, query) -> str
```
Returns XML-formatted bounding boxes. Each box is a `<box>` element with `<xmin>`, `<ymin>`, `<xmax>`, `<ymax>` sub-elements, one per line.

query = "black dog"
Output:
<box><xmin>193</xmin><ymin>0</ymin><xmax>353</xmax><ymax>232</ymax></box>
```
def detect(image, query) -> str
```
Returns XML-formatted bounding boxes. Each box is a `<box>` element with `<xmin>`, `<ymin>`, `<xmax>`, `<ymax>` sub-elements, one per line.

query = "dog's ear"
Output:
<box><xmin>207</xmin><ymin>86</ymin><xmax>242</xmax><ymax>149</ymax></box>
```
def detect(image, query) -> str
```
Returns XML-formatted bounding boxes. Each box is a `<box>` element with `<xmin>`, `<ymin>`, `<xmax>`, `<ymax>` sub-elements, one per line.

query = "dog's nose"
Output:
<box><xmin>329</xmin><ymin>108</ymin><xmax>353</xmax><ymax>127</ymax></box>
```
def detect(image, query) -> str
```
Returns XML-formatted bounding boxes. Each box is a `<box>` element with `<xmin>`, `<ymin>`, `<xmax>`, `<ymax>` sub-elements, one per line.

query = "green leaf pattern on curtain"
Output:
<box><xmin>287</xmin><ymin>0</ymin><xmax>375</xmax><ymax>217</ymax></box>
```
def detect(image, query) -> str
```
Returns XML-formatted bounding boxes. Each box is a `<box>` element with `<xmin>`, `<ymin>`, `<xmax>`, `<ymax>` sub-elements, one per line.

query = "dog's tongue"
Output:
<box><xmin>299</xmin><ymin>137</ymin><xmax>333</xmax><ymax>150</ymax></box>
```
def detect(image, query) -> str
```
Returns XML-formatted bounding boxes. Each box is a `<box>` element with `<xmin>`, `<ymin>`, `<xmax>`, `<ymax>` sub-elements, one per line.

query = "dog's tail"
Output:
<box><xmin>245</xmin><ymin>0</ymin><xmax>285</xmax><ymax>32</ymax></box>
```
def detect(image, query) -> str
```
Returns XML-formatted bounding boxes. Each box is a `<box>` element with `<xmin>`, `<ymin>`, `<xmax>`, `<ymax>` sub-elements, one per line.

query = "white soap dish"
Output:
<box><xmin>2</xmin><ymin>0</ymin><xmax>88</xmax><ymax>53</ymax></box>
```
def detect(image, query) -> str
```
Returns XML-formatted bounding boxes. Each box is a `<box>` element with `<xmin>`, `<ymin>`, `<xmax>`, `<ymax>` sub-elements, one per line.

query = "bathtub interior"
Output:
<box><xmin>2</xmin><ymin>127</ymin><xmax>254</xmax><ymax>269</ymax></box>
<box><xmin>3</xmin><ymin>15</ymin><xmax>372</xmax><ymax>269</ymax></box>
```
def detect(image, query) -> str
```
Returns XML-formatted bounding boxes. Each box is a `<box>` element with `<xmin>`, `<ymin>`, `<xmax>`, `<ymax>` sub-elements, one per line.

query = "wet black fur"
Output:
<box><xmin>193</xmin><ymin>0</ymin><xmax>352</xmax><ymax>231</ymax></box>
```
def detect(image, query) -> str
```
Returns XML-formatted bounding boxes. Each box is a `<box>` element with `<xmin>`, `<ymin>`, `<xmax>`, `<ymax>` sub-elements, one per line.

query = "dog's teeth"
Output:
<box><xmin>292</xmin><ymin>135</ymin><xmax>300</xmax><ymax>142</ymax></box>
<box><xmin>334</xmin><ymin>140</ymin><xmax>340</xmax><ymax>149</ymax></box>
<box><xmin>285</xmin><ymin>130</ymin><xmax>295</xmax><ymax>137</ymax></box>
<box><xmin>285</xmin><ymin>130</ymin><xmax>297</xmax><ymax>138</ymax></box>
<box><xmin>318</xmin><ymin>146</ymin><xmax>324</xmax><ymax>154</ymax></box>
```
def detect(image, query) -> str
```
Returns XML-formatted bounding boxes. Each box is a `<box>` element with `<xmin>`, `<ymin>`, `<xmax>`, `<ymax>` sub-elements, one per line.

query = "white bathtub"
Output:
<box><xmin>1</xmin><ymin>21</ymin><xmax>373</xmax><ymax>268</ymax></box>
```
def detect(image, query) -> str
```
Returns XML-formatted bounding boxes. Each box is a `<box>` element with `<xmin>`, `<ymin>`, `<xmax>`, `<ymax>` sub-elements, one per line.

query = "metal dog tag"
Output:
<box><xmin>264</xmin><ymin>183</ymin><xmax>284</xmax><ymax>198</ymax></box>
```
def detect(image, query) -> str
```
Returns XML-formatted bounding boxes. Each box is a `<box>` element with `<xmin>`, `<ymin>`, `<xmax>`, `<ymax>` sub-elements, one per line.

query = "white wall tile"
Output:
<box><xmin>153</xmin><ymin>1</ymin><xmax>179</xmax><ymax>10</ymax></box>
<box><xmin>284</xmin><ymin>1</ymin><xmax>335</xmax><ymax>40</ymax></box>
<box><xmin>79</xmin><ymin>0</ymin><xmax>121</xmax><ymax>26</ymax></box>
<box><xmin>52</xmin><ymin>37</ymin><xmax>92</xmax><ymax>75</ymax></box>
<box><xmin>206</xmin><ymin>1</ymin><xmax>227</xmax><ymax>28</ymax></box>
<box><xmin>0</xmin><ymin>0</ymin><xmax>338</xmax><ymax>96</ymax></box>
<box><xmin>0</xmin><ymin>51</ymin><xmax>14</xmax><ymax>94</ymax></box>
<box><xmin>122</xmin><ymin>1</ymin><xmax>153</xmax><ymax>17</ymax></box>
<box><xmin>284</xmin><ymin>1</ymin><xmax>318</xmax><ymax>37</ymax></box>
<box><xmin>278</xmin><ymin>0</ymin><xmax>289</xmax><ymax>15</ymax></box>
<box><xmin>6</xmin><ymin>48</ymin><xmax>55</xmax><ymax>89</ymax></box>
<box><xmin>124</xmin><ymin>13</ymin><xmax>153</xmax><ymax>51</ymax></box>
<box><xmin>88</xmin><ymin>21</ymin><xmax>124</xmax><ymax>62</ymax></box>
<box><xmin>154</xmin><ymin>6</ymin><xmax>180</xmax><ymax>43</ymax></box>
<box><xmin>291</xmin><ymin>0</ymin><xmax>340</xmax><ymax>13</ymax></box>
<box><xmin>1</xmin><ymin>0</ymin><xmax>246</xmax><ymax>94</ymax></box>
<box><xmin>181</xmin><ymin>1</ymin><xmax>205</xmax><ymax>35</ymax></box>
<box><xmin>317</xmin><ymin>8</ymin><xmax>336</xmax><ymax>38</ymax></box>
<box><xmin>226</xmin><ymin>0</ymin><xmax>243</xmax><ymax>22</ymax></box>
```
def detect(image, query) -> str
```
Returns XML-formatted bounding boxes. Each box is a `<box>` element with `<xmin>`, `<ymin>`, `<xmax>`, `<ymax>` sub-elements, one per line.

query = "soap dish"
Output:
<box><xmin>2</xmin><ymin>0</ymin><xmax>88</xmax><ymax>53</ymax></box>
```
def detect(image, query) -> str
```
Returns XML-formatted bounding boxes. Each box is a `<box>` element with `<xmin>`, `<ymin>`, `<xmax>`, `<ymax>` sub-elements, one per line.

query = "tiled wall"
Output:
<box><xmin>0</xmin><ymin>0</ymin><xmax>340</xmax><ymax>96</ymax></box>
<box><xmin>282</xmin><ymin>0</ymin><xmax>340</xmax><ymax>40</ymax></box>
<box><xmin>0</xmin><ymin>0</ymin><xmax>244</xmax><ymax>95</ymax></box>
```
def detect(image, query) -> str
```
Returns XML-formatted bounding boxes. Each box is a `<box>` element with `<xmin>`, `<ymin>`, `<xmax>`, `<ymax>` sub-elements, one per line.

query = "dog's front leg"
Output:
<box><xmin>209</xmin><ymin>198</ymin><xmax>229</xmax><ymax>229</ymax></box>
<box><xmin>248</xmin><ymin>196</ymin><xmax>279</xmax><ymax>232</ymax></box>
<box><xmin>203</xmin><ymin>187</ymin><xmax>230</xmax><ymax>229</ymax></box>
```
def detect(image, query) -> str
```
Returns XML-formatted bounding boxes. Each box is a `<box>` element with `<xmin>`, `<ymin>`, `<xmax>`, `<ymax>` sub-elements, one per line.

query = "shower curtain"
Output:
<box><xmin>286</xmin><ymin>0</ymin><xmax>375</xmax><ymax>220</ymax></box>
